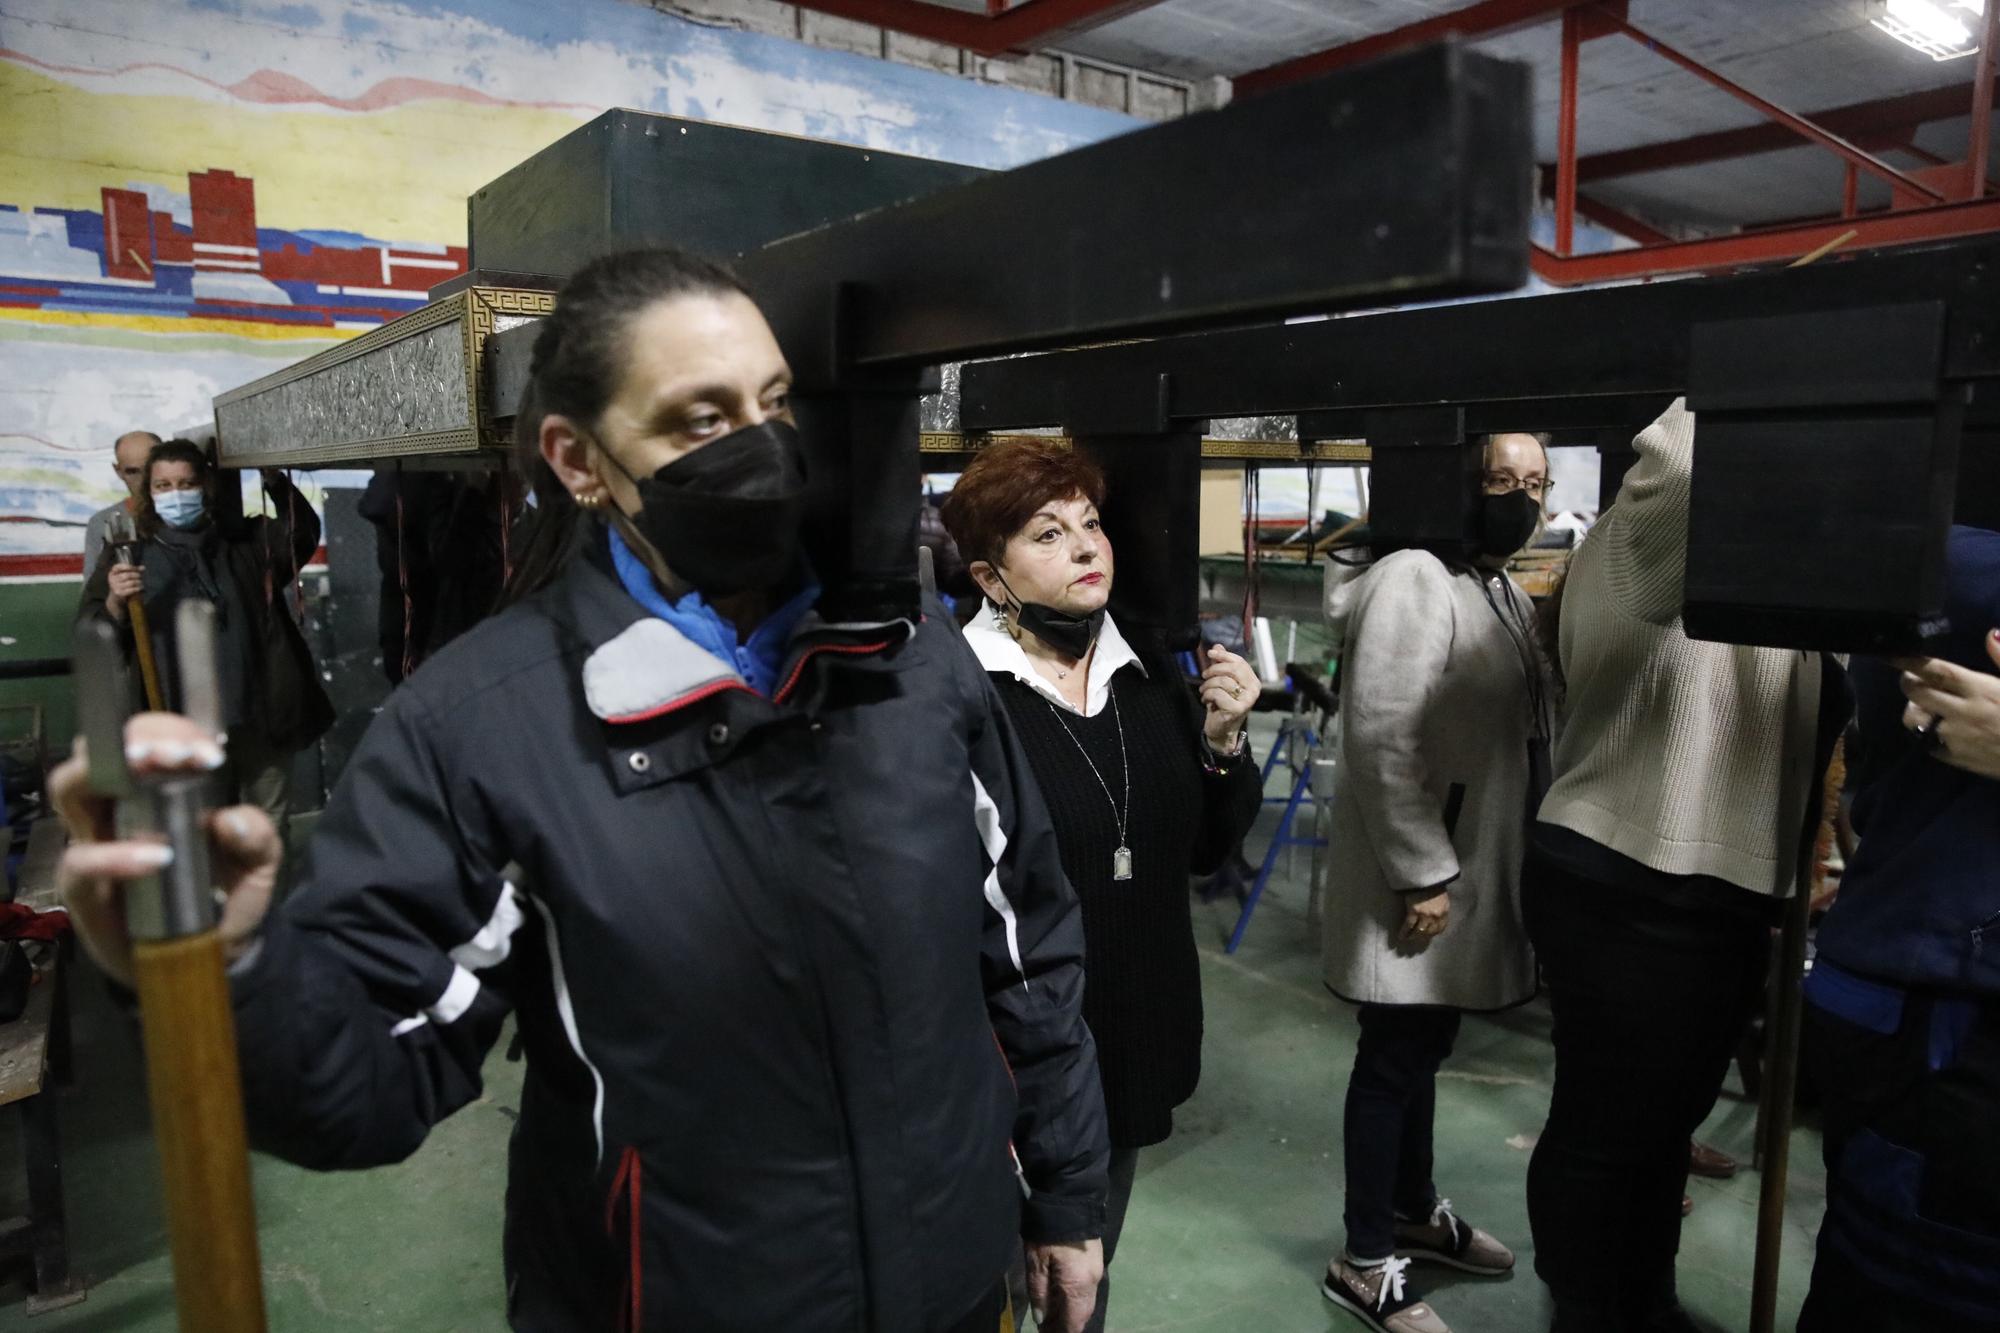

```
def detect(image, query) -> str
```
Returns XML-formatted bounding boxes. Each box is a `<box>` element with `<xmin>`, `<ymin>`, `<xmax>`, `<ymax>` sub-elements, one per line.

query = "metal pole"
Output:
<box><xmin>1604</xmin><ymin>12</ymin><xmax>1946</xmax><ymax>204</ymax></box>
<box><xmin>74</xmin><ymin>608</ymin><xmax>267</xmax><ymax>1331</ymax></box>
<box><xmin>1556</xmin><ymin>6</ymin><xmax>1581</xmax><ymax>257</ymax></box>
<box><xmin>1969</xmin><ymin>0</ymin><xmax>1997</xmax><ymax>201</ymax></box>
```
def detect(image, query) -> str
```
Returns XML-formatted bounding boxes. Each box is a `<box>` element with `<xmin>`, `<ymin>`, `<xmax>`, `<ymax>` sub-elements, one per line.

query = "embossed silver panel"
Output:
<box><xmin>217</xmin><ymin>320</ymin><xmax>466</xmax><ymax>456</ymax></box>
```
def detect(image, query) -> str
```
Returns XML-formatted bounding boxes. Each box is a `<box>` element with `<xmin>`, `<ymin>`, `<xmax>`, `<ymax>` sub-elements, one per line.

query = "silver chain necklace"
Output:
<box><xmin>1045</xmin><ymin>689</ymin><xmax>1133</xmax><ymax>881</ymax></box>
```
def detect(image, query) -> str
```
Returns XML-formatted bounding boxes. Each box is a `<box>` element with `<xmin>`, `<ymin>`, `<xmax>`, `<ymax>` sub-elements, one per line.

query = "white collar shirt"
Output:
<box><xmin>962</xmin><ymin>600</ymin><xmax>1148</xmax><ymax>718</ymax></box>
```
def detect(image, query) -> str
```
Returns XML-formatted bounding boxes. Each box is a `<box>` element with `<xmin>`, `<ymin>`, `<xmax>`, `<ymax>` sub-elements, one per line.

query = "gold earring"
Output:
<box><xmin>576</xmin><ymin>490</ymin><xmax>602</xmax><ymax>510</ymax></box>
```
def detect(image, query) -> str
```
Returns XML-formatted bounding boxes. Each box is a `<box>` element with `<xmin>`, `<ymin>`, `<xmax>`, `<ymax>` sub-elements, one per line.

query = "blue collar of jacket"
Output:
<box><xmin>608</xmin><ymin>525</ymin><xmax>820</xmax><ymax>698</ymax></box>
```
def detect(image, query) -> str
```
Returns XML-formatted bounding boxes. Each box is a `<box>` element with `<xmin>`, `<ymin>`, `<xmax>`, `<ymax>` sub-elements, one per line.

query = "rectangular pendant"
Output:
<box><xmin>1112</xmin><ymin>846</ymin><xmax>1133</xmax><ymax>881</ymax></box>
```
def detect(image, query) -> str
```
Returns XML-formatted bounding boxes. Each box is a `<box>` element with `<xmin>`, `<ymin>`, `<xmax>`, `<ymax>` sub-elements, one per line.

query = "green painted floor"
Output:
<box><xmin>0</xmin><ymin>730</ymin><xmax>1826</xmax><ymax>1331</ymax></box>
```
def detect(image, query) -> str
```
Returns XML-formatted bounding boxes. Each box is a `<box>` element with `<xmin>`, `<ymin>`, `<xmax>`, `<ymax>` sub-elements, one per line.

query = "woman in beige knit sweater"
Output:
<box><xmin>1524</xmin><ymin>399</ymin><xmax>1846</xmax><ymax>1333</ymax></box>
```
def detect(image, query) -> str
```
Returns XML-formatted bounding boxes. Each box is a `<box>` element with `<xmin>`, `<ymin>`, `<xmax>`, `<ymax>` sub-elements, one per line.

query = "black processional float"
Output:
<box><xmin>95</xmin><ymin>40</ymin><xmax>1533</xmax><ymax>1326</ymax></box>
<box><xmin>956</xmin><ymin>232</ymin><xmax>2000</xmax><ymax>1333</ymax></box>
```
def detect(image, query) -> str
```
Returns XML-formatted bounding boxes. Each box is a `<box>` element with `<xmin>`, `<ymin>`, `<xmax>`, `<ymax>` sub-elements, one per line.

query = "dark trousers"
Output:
<box><xmin>1342</xmin><ymin>1003</ymin><xmax>1462</xmax><ymax>1260</ymax></box>
<box><xmin>1079</xmin><ymin>1147</ymin><xmax>1139</xmax><ymax>1333</ymax></box>
<box><xmin>941</xmin><ymin>1279</ymin><xmax>1010</xmax><ymax>1333</ymax></box>
<box><xmin>1797</xmin><ymin>989</ymin><xmax>2000</xmax><ymax>1332</ymax></box>
<box><xmin>1524</xmin><ymin>856</ymin><xmax>1768</xmax><ymax>1315</ymax></box>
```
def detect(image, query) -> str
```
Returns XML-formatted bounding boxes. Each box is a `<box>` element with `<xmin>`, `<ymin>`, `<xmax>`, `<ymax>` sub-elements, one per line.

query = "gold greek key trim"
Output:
<box><xmin>220</xmin><ymin>429</ymin><xmax>483</xmax><ymax>471</ymax></box>
<box><xmin>917</xmin><ymin>431</ymin><xmax>1371</xmax><ymax>463</ymax></box>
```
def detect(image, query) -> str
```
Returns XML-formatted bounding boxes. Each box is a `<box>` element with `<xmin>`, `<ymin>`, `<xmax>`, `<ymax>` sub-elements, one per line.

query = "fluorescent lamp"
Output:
<box><xmin>1872</xmin><ymin>0</ymin><xmax>1983</xmax><ymax>59</ymax></box>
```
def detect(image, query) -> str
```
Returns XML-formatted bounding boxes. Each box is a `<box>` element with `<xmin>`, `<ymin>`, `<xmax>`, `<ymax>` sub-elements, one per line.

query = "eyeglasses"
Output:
<box><xmin>1483</xmin><ymin>472</ymin><xmax>1548</xmax><ymax>500</ymax></box>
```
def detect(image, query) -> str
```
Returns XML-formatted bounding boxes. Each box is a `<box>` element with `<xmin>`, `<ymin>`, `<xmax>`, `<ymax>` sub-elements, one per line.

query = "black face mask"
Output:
<box><xmin>600</xmin><ymin>420</ymin><xmax>808</xmax><ymax>597</ymax></box>
<box><xmin>1475</xmin><ymin>489</ymin><xmax>1541</xmax><ymax>559</ymax></box>
<box><xmin>996</xmin><ymin>572</ymin><xmax>1104</xmax><ymax>659</ymax></box>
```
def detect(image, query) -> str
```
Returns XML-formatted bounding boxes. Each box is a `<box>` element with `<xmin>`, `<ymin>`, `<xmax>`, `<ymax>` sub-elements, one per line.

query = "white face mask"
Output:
<box><xmin>154</xmin><ymin>489</ymin><xmax>206</xmax><ymax>530</ymax></box>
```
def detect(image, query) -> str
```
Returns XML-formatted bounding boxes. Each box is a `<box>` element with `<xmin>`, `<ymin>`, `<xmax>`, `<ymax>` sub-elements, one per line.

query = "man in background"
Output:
<box><xmin>80</xmin><ymin>429</ymin><xmax>161</xmax><ymax>582</ymax></box>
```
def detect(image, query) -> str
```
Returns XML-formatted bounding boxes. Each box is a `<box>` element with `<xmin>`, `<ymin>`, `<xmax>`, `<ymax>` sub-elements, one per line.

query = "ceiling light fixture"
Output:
<box><xmin>1872</xmin><ymin>0</ymin><xmax>1987</xmax><ymax>61</ymax></box>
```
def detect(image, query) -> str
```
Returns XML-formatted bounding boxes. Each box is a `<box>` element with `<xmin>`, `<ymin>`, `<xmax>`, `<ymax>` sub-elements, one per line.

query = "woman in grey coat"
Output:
<box><xmin>1319</xmin><ymin>434</ymin><xmax>1553</xmax><ymax>1333</ymax></box>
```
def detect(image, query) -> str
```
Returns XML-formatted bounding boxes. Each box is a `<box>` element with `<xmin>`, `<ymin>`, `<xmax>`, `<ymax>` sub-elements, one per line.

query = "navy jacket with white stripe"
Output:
<box><xmin>231</xmin><ymin>540</ymin><xmax>1111</xmax><ymax>1331</ymax></box>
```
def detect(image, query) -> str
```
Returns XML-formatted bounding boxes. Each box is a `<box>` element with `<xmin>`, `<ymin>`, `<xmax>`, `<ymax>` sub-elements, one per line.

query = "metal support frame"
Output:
<box><xmin>786</xmin><ymin>0</ymin><xmax>1168</xmax><ymax>57</ymax></box>
<box><xmin>1555</xmin><ymin>7</ymin><xmax>1580</xmax><ymax>256</ymax></box>
<box><xmin>1241</xmin><ymin>0</ymin><xmax>2000</xmax><ymax>280</ymax></box>
<box><xmin>1570</xmin><ymin>80</ymin><xmax>1995</xmax><ymax>184</ymax></box>
<box><xmin>1973</xmin><ymin>0</ymin><xmax>1999</xmax><ymax>201</ymax></box>
<box><xmin>1226</xmin><ymin>718</ymin><xmax>1324</xmax><ymax>954</ymax></box>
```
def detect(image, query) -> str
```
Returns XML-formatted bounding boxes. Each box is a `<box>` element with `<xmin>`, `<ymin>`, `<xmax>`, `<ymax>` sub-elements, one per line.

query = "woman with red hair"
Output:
<box><xmin>942</xmin><ymin>438</ymin><xmax>1263</xmax><ymax>1332</ymax></box>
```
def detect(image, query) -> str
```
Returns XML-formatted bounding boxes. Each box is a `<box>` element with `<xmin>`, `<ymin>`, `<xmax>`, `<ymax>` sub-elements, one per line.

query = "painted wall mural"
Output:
<box><xmin>0</xmin><ymin>0</ymin><xmax>1139</xmax><ymax>572</ymax></box>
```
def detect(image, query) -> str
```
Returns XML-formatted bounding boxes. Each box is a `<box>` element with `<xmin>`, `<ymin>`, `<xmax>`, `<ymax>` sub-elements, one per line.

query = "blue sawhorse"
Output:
<box><xmin>1226</xmin><ymin>716</ymin><xmax>1326</xmax><ymax>954</ymax></box>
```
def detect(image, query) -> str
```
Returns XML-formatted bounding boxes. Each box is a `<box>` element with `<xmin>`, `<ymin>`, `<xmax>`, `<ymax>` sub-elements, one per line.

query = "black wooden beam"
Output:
<box><xmin>737</xmin><ymin>41</ymin><xmax>1532</xmax><ymax>391</ymax></box>
<box><xmin>959</xmin><ymin>238</ymin><xmax>2000</xmax><ymax>432</ymax></box>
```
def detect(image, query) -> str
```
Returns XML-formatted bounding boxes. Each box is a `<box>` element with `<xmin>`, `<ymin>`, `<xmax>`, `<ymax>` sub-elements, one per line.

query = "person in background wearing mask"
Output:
<box><xmin>1796</xmin><ymin>526</ymin><xmax>2000</xmax><ymax>1331</ymax></box>
<box><xmin>1525</xmin><ymin>400</ymin><xmax>1846</xmax><ymax>1333</ymax></box>
<box><xmin>78</xmin><ymin>439</ymin><xmax>330</xmax><ymax>833</ymax></box>
<box><xmin>1317</xmin><ymin>434</ymin><xmax>1552</xmax><ymax>1333</ymax></box>
<box><xmin>79</xmin><ymin>428</ymin><xmax>161</xmax><ymax>587</ymax></box>
<box><xmin>55</xmin><ymin>250</ymin><xmax>1109</xmax><ymax>1332</ymax></box>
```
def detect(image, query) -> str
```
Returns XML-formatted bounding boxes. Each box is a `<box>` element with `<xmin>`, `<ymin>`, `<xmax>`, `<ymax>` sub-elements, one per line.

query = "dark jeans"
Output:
<box><xmin>1342</xmin><ymin>1003</ymin><xmax>1462</xmax><ymax>1260</ymax></box>
<box><xmin>1524</xmin><ymin>855</ymin><xmax>1768</xmax><ymax>1315</ymax></box>
<box><xmin>1080</xmin><ymin>1147</ymin><xmax>1139</xmax><ymax>1333</ymax></box>
<box><xmin>1797</xmin><ymin>989</ymin><xmax>2000</xmax><ymax>1332</ymax></box>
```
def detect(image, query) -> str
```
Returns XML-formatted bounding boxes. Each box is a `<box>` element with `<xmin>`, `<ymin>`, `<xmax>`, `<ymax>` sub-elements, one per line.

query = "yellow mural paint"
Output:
<box><xmin>0</xmin><ymin>60</ymin><xmax>585</xmax><ymax>242</ymax></box>
<box><xmin>0</xmin><ymin>306</ymin><xmax>360</xmax><ymax>342</ymax></box>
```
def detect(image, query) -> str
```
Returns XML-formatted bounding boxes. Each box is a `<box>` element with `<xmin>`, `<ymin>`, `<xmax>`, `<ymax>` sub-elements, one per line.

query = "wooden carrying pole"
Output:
<box><xmin>1748</xmin><ymin>877</ymin><xmax>1811</xmax><ymax>1333</ymax></box>
<box><xmin>125</xmin><ymin>596</ymin><xmax>165</xmax><ymax>712</ymax></box>
<box><xmin>105</xmin><ymin>513</ymin><xmax>165</xmax><ymax>711</ymax></box>
<box><xmin>75</xmin><ymin>603</ymin><xmax>267</xmax><ymax>1331</ymax></box>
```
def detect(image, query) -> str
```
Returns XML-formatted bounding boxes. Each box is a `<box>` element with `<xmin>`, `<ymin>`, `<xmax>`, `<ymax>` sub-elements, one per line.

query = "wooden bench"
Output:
<box><xmin>0</xmin><ymin>819</ymin><xmax>84</xmax><ymax>1313</ymax></box>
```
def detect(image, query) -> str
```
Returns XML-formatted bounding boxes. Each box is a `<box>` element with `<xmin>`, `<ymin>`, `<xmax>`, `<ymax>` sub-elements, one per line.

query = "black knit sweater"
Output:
<box><xmin>993</xmin><ymin>659</ymin><xmax>1262</xmax><ymax>1148</ymax></box>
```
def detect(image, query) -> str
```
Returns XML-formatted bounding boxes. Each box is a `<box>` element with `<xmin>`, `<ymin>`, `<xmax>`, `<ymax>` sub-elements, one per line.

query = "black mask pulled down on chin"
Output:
<box><xmin>995</xmin><ymin>572</ymin><xmax>1104</xmax><ymax>659</ymax></box>
<box><xmin>600</xmin><ymin>420</ymin><xmax>808</xmax><ymax>597</ymax></box>
<box><xmin>1475</xmin><ymin>489</ymin><xmax>1541</xmax><ymax>559</ymax></box>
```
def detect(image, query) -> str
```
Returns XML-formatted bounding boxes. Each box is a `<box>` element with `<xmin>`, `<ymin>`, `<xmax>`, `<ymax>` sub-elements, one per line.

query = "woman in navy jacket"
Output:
<box><xmin>55</xmin><ymin>249</ymin><xmax>1111</xmax><ymax>1333</ymax></box>
<box><xmin>1798</xmin><ymin>524</ymin><xmax>2000</xmax><ymax>1331</ymax></box>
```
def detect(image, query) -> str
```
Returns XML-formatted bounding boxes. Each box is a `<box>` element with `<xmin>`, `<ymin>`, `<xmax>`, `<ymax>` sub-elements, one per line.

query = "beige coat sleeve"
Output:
<box><xmin>1340</xmin><ymin>551</ymin><xmax>1461</xmax><ymax>894</ymax></box>
<box><xmin>1602</xmin><ymin>397</ymin><xmax>1697</xmax><ymax>628</ymax></box>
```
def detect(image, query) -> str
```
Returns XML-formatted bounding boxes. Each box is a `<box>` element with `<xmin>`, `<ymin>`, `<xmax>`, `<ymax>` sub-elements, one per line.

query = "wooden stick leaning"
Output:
<box><xmin>104</xmin><ymin>510</ymin><xmax>165</xmax><ymax>712</ymax></box>
<box><xmin>75</xmin><ymin>603</ymin><xmax>267</xmax><ymax>1331</ymax></box>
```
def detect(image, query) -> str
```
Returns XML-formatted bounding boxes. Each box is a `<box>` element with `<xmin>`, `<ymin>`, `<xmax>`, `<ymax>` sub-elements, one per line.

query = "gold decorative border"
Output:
<box><xmin>466</xmin><ymin>287</ymin><xmax>555</xmax><ymax>449</ymax></box>
<box><xmin>918</xmin><ymin>432</ymin><xmax>1372</xmax><ymax>463</ymax></box>
<box><xmin>220</xmin><ymin>428</ymin><xmax>480</xmax><ymax>472</ymax></box>
<box><xmin>212</xmin><ymin>286</ymin><xmax>554</xmax><ymax>467</ymax></box>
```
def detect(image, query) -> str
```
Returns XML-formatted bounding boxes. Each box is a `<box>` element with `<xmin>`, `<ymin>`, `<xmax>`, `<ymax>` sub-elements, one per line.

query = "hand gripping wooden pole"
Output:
<box><xmin>76</xmin><ymin>604</ymin><xmax>267</xmax><ymax>1331</ymax></box>
<box><xmin>104</xmin><ymin>510</ymin><xmax>165</xmax><ymax>712</ymax></box>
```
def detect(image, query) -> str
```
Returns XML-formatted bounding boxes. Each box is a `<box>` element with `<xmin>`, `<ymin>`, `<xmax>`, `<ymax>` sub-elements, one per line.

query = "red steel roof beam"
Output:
<box><xmin>1970</xmin><ymin>0</ymin><xmax>1997</xmax><ymax>199</ymax></box>
<box><xmin>1233</xmin><ymin>0</ymin><xmax>1587</xmax><ymax>97</ymax></box>
<box><xmin>1599</xmin><ymin>11</ymin><xmax>1944</xmax><ymax>205</ymax></box>
<box><xmin>1528</xmin><ymin>195</ymin><xmax>2000</xmax><ymax>286</ymax></box>
<box><xmin>1554</xmin><ymin>7</ymin><xmax>1581</xmax><ymax>255</ymax></box>
<box><xmin>1567</xmin><ymin>82</ymin><xmax>1990</xmax><ymax>183</ymax></box>
<box><xmin>789</xmin><ymin>0</ymin><xmax>1170</xmax><ymax>57</ymax></box>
